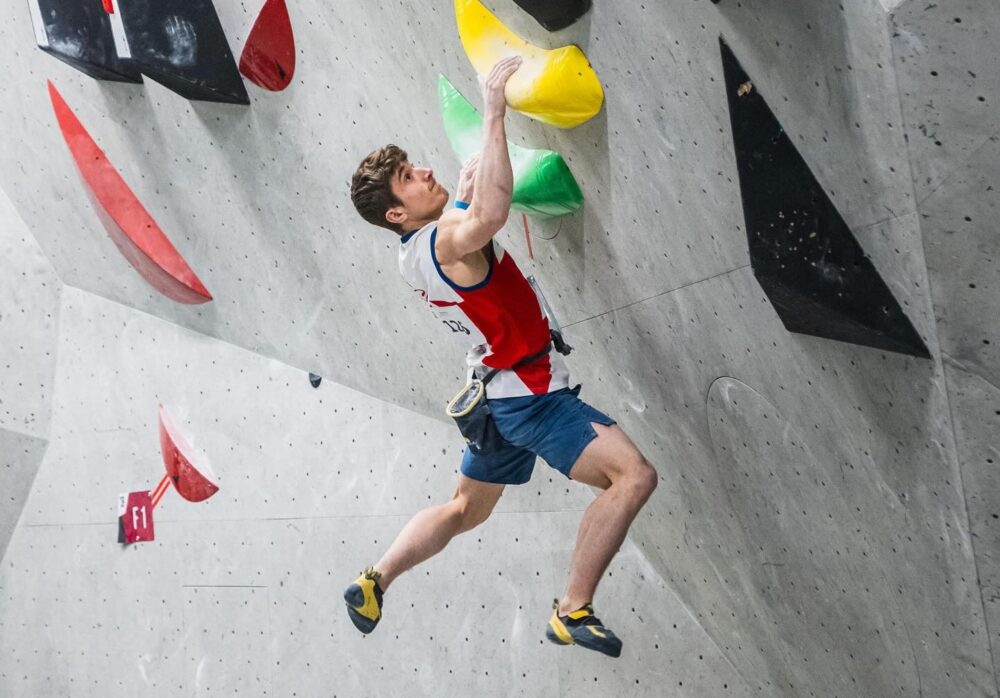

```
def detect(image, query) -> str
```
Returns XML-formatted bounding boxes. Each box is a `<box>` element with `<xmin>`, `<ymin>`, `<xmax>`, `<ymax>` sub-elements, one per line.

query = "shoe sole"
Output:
<box><xmin>576</xmin><ymin>634</ymin><xmax>622</xmax><ymax>658</ymax></box>
<box><xmin>546</xmin><ymin>621</ymin><xmax>622</xmax><ymax>658</ymax></box>
<box><xmin>344</xmin><ymin>584</ymin><xmax>379</xmax><ymax>634</ymax></box>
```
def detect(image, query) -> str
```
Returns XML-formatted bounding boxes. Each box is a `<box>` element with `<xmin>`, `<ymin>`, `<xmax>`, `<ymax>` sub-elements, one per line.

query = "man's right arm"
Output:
<box><xmin>437</xmin><ymin>56</ymin><xmax>522</xmax><ymax>263</ymax></box>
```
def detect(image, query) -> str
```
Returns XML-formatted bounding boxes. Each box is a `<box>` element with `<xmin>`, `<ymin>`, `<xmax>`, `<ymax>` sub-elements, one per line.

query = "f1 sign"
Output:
<box><xmin>117</xmin><ymin>490</ymin><xmax>155</xmax><ymax>544</ymax></box>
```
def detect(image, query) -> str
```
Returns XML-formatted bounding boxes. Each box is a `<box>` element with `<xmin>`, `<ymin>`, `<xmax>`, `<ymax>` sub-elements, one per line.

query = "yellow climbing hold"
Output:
<box><xmin>454</xmin><ymin>0</ymin><xmax>604</xmax><ymax>128</ymax></box>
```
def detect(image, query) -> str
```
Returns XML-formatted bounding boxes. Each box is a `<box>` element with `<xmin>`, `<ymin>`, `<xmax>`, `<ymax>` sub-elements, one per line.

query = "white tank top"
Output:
<box><xmin>398</xmin><ymin>222</ymin><xmax>570</xmax><ymax>398</ymax></box>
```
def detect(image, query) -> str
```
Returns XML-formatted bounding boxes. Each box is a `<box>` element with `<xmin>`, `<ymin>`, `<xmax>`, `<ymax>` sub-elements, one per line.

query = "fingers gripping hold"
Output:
<box><xmin>480</xmin><ymin>56</ymin><xmax>523</xmax><ymax>116</ymax></box>
<box><xmin>455</xmin><ymin>155</ymin><xmax>480</xmax><ymax>204</ymax></box>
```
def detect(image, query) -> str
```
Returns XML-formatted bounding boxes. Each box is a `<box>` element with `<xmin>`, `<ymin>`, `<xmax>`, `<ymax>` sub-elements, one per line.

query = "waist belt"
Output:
<box><xmin>479</xmin><ymin>341</ymin><xmax>553</xmax><ymax>386</ymax></box>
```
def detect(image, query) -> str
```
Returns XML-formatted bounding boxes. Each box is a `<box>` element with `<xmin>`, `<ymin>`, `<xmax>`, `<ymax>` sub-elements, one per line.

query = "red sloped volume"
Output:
<box><xmin>239</xmin><ymin>0</ymin><xmax>296</xmax><ymax>91</ymax></box>
<box><xmin>47</xmin><ymin>82</ymin><xmax>213</xmax><ymax>304</ymax></box>
<box><xmin>158</xmin><ymin>405</ymin><xmax>219</xmax><ymax>503</ymax></box>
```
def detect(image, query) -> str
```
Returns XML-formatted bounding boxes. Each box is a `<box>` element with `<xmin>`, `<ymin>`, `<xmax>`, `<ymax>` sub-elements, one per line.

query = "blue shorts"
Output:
<box><xmin>460</xmin><ymin>385</ymin><xmax>617</xmax><ymax>485</ymax></box>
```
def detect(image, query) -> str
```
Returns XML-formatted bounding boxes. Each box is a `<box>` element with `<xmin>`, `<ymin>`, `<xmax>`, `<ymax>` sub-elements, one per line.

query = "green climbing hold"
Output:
<box><xmin>438</xmin><ymin>74</ymin><xmax>583</xmax><ymax>219</ymax></box>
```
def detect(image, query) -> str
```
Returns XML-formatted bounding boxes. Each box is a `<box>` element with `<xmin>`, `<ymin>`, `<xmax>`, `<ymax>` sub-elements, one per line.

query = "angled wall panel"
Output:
<box><xmin>48</xmin><ymin>82</ymin><xmax>214</xmax><ymax>304</ymax></box>
<box><xmin>27</xmin><ymin>0</ymin><xmax>141</xmax><ymax>82</ymax></box>
<box><xmin>0</xmin><ymin>186</ymin><xmax>61</xmax><ymax>437</ymax></box>
<box><xmin>890</xmin><ymin>1</ymin><xmax>1000</xmax><ymax>199</ymax></box>
<box><xmin>721</xmin><ymin>38</ymin><xmax>930</xmax><ymax>358</ymax></box>
<box><xmin>945</xmin><ymin>365</ymin><xmax>1000</xmax><ymax>682</ymax></box>
<box><xmin>0</xmin><ymin>428</ymin><xmax>48</xmax><ymax>564</ymax></box>
<box><xmin>106</xmin><ymin>0</ymin><xmax>248</xmax><ymax>104</ymax></box>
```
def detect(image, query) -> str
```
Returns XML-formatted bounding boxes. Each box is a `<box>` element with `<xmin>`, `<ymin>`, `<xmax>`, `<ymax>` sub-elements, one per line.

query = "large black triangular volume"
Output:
<box><xmin>720</xmin><ymin>38</ymin><xmax>930</xmax><ymax>359</ymax></box>
<box><xmin>28</xmin><ymin>0</ymin><xmax>142</xmax><ymax>83</ymax></box>
<box><xmin>112</xmin><ymin>0</ymin><xmax>248</xmax><ymax>105</ymax></box>
<box><xmin>511</xmin><ymin>0</ymin><xmax>591</xmax><ymax>31</ymax></box>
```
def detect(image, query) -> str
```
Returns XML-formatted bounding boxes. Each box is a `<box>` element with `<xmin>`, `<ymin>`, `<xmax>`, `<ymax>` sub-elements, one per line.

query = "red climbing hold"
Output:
<box><xmin>47</xmin><ymin>82</ymin><xmax>213</xmax><ymax>305</ymax></box>
<box><xmin>239</xmin><ymin>0</ymin><xmax>296</xmax><ymax>92</ymax></box>
<box><xmin>158</xmin><ymin>405</ymin><xmax>219</xmax><ymax>503</ymax></box>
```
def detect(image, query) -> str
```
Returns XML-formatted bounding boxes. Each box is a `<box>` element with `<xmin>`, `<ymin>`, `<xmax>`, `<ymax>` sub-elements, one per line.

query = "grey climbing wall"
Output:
<box><xmin>0</xmin><ymin>186</ymin><xmax>60</xmax><ymax>438</ymax></box>
<box><xmin>891</xmin><ymin>0</ymin><xmax>1000</xmax><ymax>681</ymax></box>
<box><xmin>0</xmin><ymin>0</ymin><xmax>997</xmax><ymax>695</ymax></box>
<box><xmin>1</xmin><ymin>288</ymin><xmax>749</xmax><ymax>696</ymax></box>
<box><xmin>0</xmin><ymin>428</ymin><xmax>48</xmax><ymax>564</ymax></box>
<box><xmin>0</xmin><ymin>185</ymin><xmax>60</xmax><ymax>562</ymax></box>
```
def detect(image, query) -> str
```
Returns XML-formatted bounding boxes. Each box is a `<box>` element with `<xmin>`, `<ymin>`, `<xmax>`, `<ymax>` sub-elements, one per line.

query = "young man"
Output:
<box><xmin>346</xmin><ymin>57</ymin><xmax>657</xmax><ymax>658</ymax></box>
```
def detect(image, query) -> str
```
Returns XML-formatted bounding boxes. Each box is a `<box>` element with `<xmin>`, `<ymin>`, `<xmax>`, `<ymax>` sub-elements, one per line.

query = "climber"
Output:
<box><xmin>345</xmin><ymin>56</ymin><xmax>657</xmax><ymax>658</ymax></box>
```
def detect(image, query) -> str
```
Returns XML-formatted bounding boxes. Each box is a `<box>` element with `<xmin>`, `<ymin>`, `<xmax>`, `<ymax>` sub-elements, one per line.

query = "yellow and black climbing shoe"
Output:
<box><xmin>344</xmin><ymin>566</ymin><xmax>384</xmax><ymax>634</ymax></box>
<box><xmin>545</xmin><ymin>599</ymin><xmax>622</xmax><ymax>658</ymax></box>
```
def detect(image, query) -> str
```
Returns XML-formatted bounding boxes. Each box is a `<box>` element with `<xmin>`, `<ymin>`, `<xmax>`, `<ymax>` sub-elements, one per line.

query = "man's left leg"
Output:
<box><xmin>344</xmin><ymin>474</ymin><xmax>504</xmax><ymax>634</ymax></box>
<box><xmin>375</xmin><ymin>475</ymin><xmax>505</xmax><ymax>591</ymax></box>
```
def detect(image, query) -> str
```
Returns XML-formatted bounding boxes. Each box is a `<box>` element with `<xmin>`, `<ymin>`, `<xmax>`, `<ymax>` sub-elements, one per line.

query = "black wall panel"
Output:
<box><xmin>114</xmin><ymin>0</ymin><xmax>248</xmax><ymax>104</ymax></box>
<box><xmin>511</xmin><ymin>0</ymin><xmax>591</xmax><ymax>31</ymax></box>
<box><xmin>29</xmin><ymin>0</ymin><xmax>141</xmax><ymax>82</ymax></box>
<box><xmin>721</xmin><ymin>38</ymin><xmax>929</xmax><ymax>359</ymax></box>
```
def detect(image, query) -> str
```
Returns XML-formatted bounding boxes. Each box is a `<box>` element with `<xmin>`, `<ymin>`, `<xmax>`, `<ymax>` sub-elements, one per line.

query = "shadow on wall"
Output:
<box><xmin>532</xmin><ymin>105</ymin><xmax>610</xmax><ymax>287</ymax></box>
<box><xmin>548</xmin><ymin>6</ymin><xmax>593</xmax><ymax>51</ymax></box>
<box><xmin>703</xmin><ymin>375</ymin><xmax>925</xmax><ymax>696</ymax></box>
<box><xmin>577</xmin><ymin>106</ymin><xmax>610</xmax><ymax>281</ymax></box>
<box><xmin>490</xmin><ymin>0</ymin><xmax>595</xmax><ymax>53</ymax></box>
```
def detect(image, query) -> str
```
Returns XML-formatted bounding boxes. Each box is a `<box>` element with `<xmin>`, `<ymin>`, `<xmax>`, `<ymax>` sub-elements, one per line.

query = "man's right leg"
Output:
<box><xmin>374</xmin><ymin>474</ymin><xmax>505</xmax><ymax>591</ymax></box>
<box><xmin>558</xmin><ymin>423</ymin><xmax>658</xmax><ymax>616</ymax></box>
<box><xmin>539</xmin><ymin>422</ymin><xmax>656</xmax><ymax>656</ymax></box>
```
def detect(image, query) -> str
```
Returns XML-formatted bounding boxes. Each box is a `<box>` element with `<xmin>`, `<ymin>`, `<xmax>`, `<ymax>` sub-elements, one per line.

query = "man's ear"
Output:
<box><xmin>385</xmin><ymin>206</ymin><xmax>406</xmax><ymax>227</ymax></box>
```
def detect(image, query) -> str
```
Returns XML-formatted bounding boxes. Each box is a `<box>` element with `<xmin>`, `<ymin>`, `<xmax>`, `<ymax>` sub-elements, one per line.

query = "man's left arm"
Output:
<box><xmin>454</xmin><ymin>156</ymin><xmax>479</xmax><ymax>208</ymax></box>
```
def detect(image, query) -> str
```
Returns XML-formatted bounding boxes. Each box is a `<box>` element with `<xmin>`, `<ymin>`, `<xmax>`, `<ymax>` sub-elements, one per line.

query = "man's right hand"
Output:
<box><xmin>436</xmin><ymin>58</ymin><xmax>520</xmax><ymax>265</ymax></box>
<box><xmin>479</xmin><ymin>56</ymin><xmax>523</xmax><ymax>118</ymax></box>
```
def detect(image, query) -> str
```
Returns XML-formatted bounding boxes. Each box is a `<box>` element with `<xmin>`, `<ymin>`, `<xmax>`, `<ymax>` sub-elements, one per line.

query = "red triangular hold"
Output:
<box><xmin>239</xmin><ymin>0</ymin><xmax>296</xmax><ymax>91</ymax></box>
<box><xmin>158</xmin><ymin>405</ymin><xmax>219</xmax><ymax>503</ymax></box>
<box><xmin>48</xmin><ymin>81</ymin><xmax>213</xmax><ymax>304</ymax></box>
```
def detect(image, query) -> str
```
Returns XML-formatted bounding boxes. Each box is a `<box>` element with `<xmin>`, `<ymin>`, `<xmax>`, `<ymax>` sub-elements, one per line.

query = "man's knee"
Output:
<box><xmin>452</xmin><ymin>494</ymin><xmax>494</xmax><ymax>532</ymax></box>
<box><xmin>636</xmin><ymin>460</ymin><xmax>658</xmax><ymax>499</ymax></box>
<box><xmin>624</xmin><ymin>457</ymin><xmax>658</xmax><ymax>502</ymax></box>
<box><xmin>458</xmin><ymin>504</ymin><xmax>492</xmax><ymax>532</ymax></box>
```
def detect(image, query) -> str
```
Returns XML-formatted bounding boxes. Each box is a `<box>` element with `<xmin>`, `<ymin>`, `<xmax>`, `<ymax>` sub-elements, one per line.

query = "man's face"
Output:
<box><xmin>387</xmin><ymin>161</ymin><xmax>449</xmax><ymax>229</ymax></box>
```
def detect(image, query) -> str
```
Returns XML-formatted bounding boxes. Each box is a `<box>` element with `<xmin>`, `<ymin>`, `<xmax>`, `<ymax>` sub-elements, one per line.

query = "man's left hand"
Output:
<box><xmin>455</xmin><ymin>155</ymin><xmax>479</xmax><ymax>205</ymax></box>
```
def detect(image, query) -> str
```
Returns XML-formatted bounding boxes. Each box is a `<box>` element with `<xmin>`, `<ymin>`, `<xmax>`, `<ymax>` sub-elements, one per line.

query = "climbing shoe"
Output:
<box><xmin>344</xmin><ymin>566</ymin><xmax>384</xmax><ymax>634</ymax></box>
<box><xmin>545</xmin><ymin>599</ymin><xmax>622</xmax><ymax>658</ymax></box>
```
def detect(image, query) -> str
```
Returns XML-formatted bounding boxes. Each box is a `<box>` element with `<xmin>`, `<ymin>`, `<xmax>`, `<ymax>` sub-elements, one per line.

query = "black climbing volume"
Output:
<box><xmin>720</xmin><ymin>38</ymin><xmax>929</xmax><ymax>359</ymax></box>
<box><xmin>29</xmin><ymin>0</ymin><xmax>142</xmax><ymax>83</ymax></box>
<box><xmin>511</xmin><ymin>0</ymin><xmax>591</xmax><ymax>32</ymax></box>
<box><xmin>114</xmin><ymin>0</ymin><xmax>249</xmax><ymax>105</ymax></box>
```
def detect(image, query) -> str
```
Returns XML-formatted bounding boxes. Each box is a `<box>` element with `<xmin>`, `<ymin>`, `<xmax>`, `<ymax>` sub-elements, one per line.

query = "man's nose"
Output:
<box><xmin>418</xmin><ymin>167</ymin><xmax>433</xmax><ymax>181</ymax></box>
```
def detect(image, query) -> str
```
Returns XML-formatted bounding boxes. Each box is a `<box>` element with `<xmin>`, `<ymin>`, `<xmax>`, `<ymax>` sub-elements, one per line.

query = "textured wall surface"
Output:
<box><xmin>0</xmin><ymin>184</ymin><xmax>60</xmax><ymax>561</ymax></box>
<box><xmin>0</xmin><ymin>428</ymin><xmax>48</xmax><ymax>563</ymax></box>
<box><xmin>0</xmin><ymin>187</ymin><xmax>60</xmax><ymax>438</ymax></box>
<box><xmin>0</xmin><ymin>0</ymin><xmax>997</xmax><ymax>695</ymax></box>
<box><xmin>0</xmin><ymin>0</ymin><xmax>940</xmax><ymax>420</ymax></box>
<box><xmin>0</xmin><ymin>288</ymin><xmax>749</xmax><ymax>697</ymax></box>
<box><xmin>891</xmin><ymin>0</ymin><xmax>1000</xmax><ymax>684</ymax></box>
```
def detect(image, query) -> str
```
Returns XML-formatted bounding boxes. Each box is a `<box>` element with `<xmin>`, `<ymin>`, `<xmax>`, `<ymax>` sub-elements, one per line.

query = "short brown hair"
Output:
<box><xmin>351</xmin><ymin>145</ymin><xmax>408</xmax><ymax>233</ymax></box>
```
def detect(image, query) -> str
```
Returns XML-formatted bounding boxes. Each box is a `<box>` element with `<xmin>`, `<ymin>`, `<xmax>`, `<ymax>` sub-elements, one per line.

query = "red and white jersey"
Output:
<box><xmin>399</xmin><ymin>222</ymin><xmax>570</xmax><ymax>398</ymax></box>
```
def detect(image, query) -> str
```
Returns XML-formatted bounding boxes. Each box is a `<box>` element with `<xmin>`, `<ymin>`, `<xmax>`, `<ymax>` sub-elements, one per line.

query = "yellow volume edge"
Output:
<box><xmin>454</xmin><ymin>0</ymin><xmax>604</xmax><ymax>128</ymax></box>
